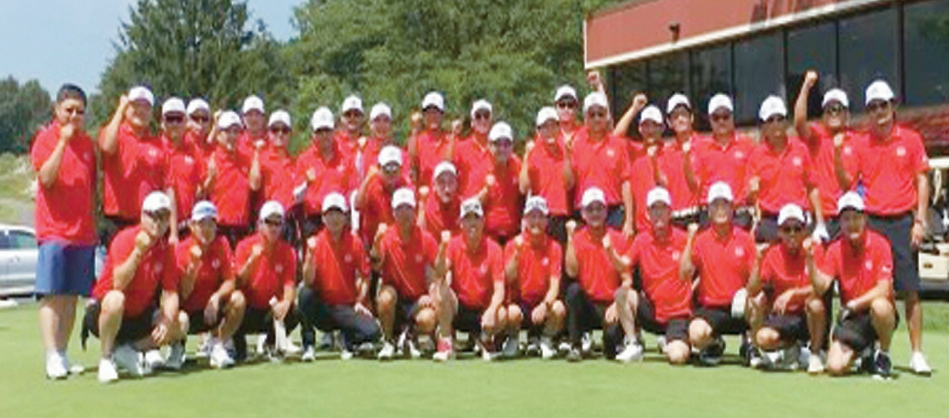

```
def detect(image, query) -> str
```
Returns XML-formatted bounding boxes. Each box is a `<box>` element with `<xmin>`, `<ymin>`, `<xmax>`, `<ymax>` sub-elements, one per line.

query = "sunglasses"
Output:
<box><xmin>867</xmin><ymin>101</ymin><xmax>891</xmax><ymax>112</ymax></box>
<box><xmin>473</xmin><ymin>112</ymin><xmax>491</xmax><ymax>121</ymax></box>
<box><xmin>710</xmin><ymin>112</ymin><xmax>732</xmax><ymax>122</ymax></box>
<box><xmin>557</xmin><ymin>101</ymin><xmax>578</xmax><ymax>110</ymax></box>
<box><xmin>824</xmin><ymin>104</ymin><xmax>846</xmax><ymax>115</ymax></box>
<box><xmin>164</xmin><ymin>115</ymin><xmax>185</xmax><ymax>124</ymax></box>
<box><xmin>264</xmin><ymin>218</ymin><xmax>283</xmax><ymax>227</ymax></box>
<box><xmin>270</xmin><ymin>126</ymin><xmax>291</xmax><ymax>134</ymax></box>
<box><xmin>191</xmin><ymin>115</ymin><xmax>210</xmax><ymax>123</ymax></box>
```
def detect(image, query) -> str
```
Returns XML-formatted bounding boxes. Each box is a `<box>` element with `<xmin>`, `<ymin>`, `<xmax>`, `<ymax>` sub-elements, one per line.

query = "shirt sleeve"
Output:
<box><xmin>912</xmin><ymin>133</ymin><xmax>930</xmax><ymax>174</ymax></box>
<box><xmin>353</xmin><ymin>235</ymin><xmax>371</xmax><ymax>278</ymax></box>
<box><xmin>30</xmin><ymin>126</ymin><xmax>54</xmax><ymax>172</ymax></box>
<box><xmin>875</xmin><ymin>240</ymin><xmax>894</xmax><ymax>283</ymax></box>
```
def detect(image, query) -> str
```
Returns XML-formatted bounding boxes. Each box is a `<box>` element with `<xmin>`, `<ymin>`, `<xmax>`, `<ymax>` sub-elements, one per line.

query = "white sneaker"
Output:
<box><xmin>656</xmin><ymin>336</ymin><xmax>668</xmax><ymax>353</ymax></box>
<box><xmin>340</xmin><ymin>349</ymin><xmax>354</xmax><ymax>361</ymax></box>
<box><xmin>97</xmin><ymin>358</ymin><xmax>118</xmax><ymax>383</ymax></box>
<box><xmin>539</xmin><ymin>337</ymin><xmax>557</xmax><ymax>360</ymax></box>
<box><xmin>62</xmin><ymin>353</ymin><xmax>84</xmax><ymax>375</ymax></box>
<box><xmin>195</xmin><ymin>333</ymin><xmax>211</xmax><ymax>358</ymax></box>
<box><xmin>285</xmin><ymin>341</ymin><xmax>302</xmax><ymax>355</ymax></box>
<box><xmin>45</xmin><ymin>351</ymin><xmax>68</xmax><ymax>380</ymax></box>
<box><xmin>113</xmin><ymin>345</ymin><xmax>145</xmax><ymax>377</ymax></box>
<box><xmin>910</xmin><ymin>351</ymin><xmax>933</xmax><ymax>376</ymax></box>
<box><xmin>807</xmin><ymin>353</ymin><xmax>825</xmax><ymax>375</ymax></box>
<box><xmin>144</xmin><ymin>349</ymin><xmax>165</xmax><ymax>371</ymax></box>
<box><xmin>165</xmin><ymin>343</ymin><xmax>186</xmax><ymax>370</ymax></box>
<box><xmin>502</xmin><ymin>336</ymin><xmax>519</xmax><ymax>358</ymax></box>
<box><xmin>378</xmin><ymin>341</ymin><xmax>396</xmax><ymax>361</ymax></box>
<box><xmin>616</xmin><ymin>342</ymin><xmax>644</xmax><ymax>363</ymax></box>
<box><xmin>301</xmin><ymin>345</ymin><xmax>316</xmax><ymax>362</ymax></box>
<box><xmin>433</xmin><ymin>338</ymin><xmax>455</xmax><ymax>362</ymax></box>
<box><xmin>255</xmin><ymin>335</ymin><xmax>268</xmax><ymax>356</ymax></box>
<box><xmin>209</xmin><ymin>342</ymin><xmax>235</xmax><ymax>369</ymax></box>
<box><xmin>581</xmin><ymin>332</ymin><xmax>593</xmax><ymax>355</ymax></box>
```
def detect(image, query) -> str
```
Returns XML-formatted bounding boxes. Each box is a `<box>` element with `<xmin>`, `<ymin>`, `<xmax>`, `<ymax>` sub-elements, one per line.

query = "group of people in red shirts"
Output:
<box><xmin>32</xmin><ymin>69</ymin><xmax>933</xmax><ymax>384</ymax></box>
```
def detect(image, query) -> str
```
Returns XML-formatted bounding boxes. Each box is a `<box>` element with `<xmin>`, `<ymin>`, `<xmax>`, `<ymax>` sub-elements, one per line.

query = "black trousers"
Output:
<box><xmin>297</xmin><ymin>286</ymin><xmax>380</xmax><ymax>350</ymax></box>
<box><xmin>564</xmin><ymin>281</ymin><xmax>623</xmax><ymax>359</ymax></box>
<box><xmin>233</xmin><ymin>305</ymin><xmax>299</xmax><ymax>360</ymax></box>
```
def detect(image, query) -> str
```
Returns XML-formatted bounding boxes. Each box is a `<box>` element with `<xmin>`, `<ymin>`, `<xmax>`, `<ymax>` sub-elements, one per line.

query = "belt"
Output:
<box><xmin>672</xmin><ymin>207</ymin><xmax>699</xmax><ymax>219</ymax></box>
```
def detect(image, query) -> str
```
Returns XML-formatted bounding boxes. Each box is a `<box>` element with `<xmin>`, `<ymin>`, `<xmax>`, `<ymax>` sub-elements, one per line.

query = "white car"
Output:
<box><xmin>0</xmin><ymin>224</ymin><xmax>38</xmax><ymax>297</ymax></box>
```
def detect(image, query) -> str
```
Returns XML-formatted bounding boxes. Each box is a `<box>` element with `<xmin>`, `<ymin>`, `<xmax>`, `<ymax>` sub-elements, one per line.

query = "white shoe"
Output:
<box><xmin>97</xmin><ymin>358</ymin><xmax>119</xmax><ymax>383</ymax></box>
<box><xmin>45</xmin><ymin>351</ymin><xmax>68</xmax><ymax>380</ymax></box>
<box><xmin>378</xmin><ymin>341</ymin><xmax>396</xmax><ymax>361</ymax></box>
<box><xmin>340</xmin><ymin>349</ymin><xmax>354</xmax><ymax>361</ymax></box>
<box><xmin>910</xmin><ymin>352</ymin><xmax>933</xmax><ymax>376</ymax></box>
<box><xmin>616</xmin><ymin>342</ymin><xmax>644</xmax><ymax>363</ymax></box>
<box><xmin>807</xmin><ymin>353</ymin><xmax>825</xmax><ymax>375</ymax></box>
<box><xmin>165</xmin><ymin>343</ymin><xmax>186</xmax><ymax>370</ymax></box>
<box><xmin>144</xmin><ymin>349</ymin><xmax>164</xmax><ymax>371</ymax></box>
<box><xmin>581</xmin><ymin>332</ymin><xmax>593</xmax><ymax>355</ymax></box>
<box><xmin>656</xmin><ymin>336</ymin><xmax>667</xmax><ymax>353</ymax></box>
<box><xmin>62</xmin><ymin>353</ymin><xmax>84</xmax><ymax>375</ymax></box>
<box><xmin>285</xmin><ymin>341</ymin><xmax>302</xmax><ymax>355</ymax></box>
<box><xmin>209</xmin><ymin>342</ymin><xmax>235</xmax><ymax>369</ymax></box>
<box><xmin>433</xmin><ymin>338</ymin><xmax>455</xmax><ymax>362</ymax></box>
<box><xmin>255</xmin><ymin>335</ymin><xmax>268</xmax><ymax>356</ymax></box>
<box><xmin>502</xmin><ymin>336</ymin><xmax>519</xmax><ymax>358</ymax></box>
<box><xmin>539</xmin><ymin>337</ymin><xmax>557</xmax><ymax>360</ymax></box>
<box><xmin>113</xmin><ymin>345</ymin><xmax>145</xmax><ymax>377</ymax></box>
<box><xmin>195</xmin><ymin>333</ymin><xmax>211</xmax><ymax>358</ymax></box>
<box><xmin>301</xmin><ymin>345</ymin><xmax>316</xmax><ymax>362</ymax></box>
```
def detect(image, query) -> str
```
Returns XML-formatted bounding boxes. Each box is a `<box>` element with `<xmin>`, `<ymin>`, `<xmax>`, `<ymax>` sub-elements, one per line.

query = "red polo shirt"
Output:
<box><xmin>208</xmin><ymin>147</ymin><xmax>252</xmax><ymax>227</ymax></box>
<box><xmin>855</xmin><ymin>126</ymin><xmax>929</xmax><ymax>215</ymax></box>
<box><xmin>483</xmin><ymin>157</ymin><xmax>523</xmax><ymax>241</ymax></box>
<box><xmin>295</xmin><ymin>142</ymin><xmax>357</xmax><ymax>216</ymax></box>
<box><xmin>505</xmin><ymin>233</ymin><xmax>563</xmax><ymax>307</ymax></box>
<box><xmin>357</xmin><ymin>174</ymin><xmax>413</xmax><ymax>245</ymax></box>
<box><xmin>748</xmin><ymin>138</ymin><xmax>816</xmax><ymax>214</ymax></box>
<box><xmin>758</xmin><ymin>245</ymin><xmax>814</xmax><ymax>314</ymax></box>
<box><xmin>175</xmin><ymin>235</ymin><xmax>235</xmax><ymax>312</ymax></box>
<box><xmin>306</xmin><ymin>229</ymin><xmax>370</xmax><ymax>306</ymax></box>
<box><xmin>805</xmin><ymin>124</ymin><xmax>859</xmax><ymax>216</ymax></box>
<box><xmin>92</xmin><ymin>226</ymin><xmax>176</xmax><ymax>318</ymax></box>
<box><xmin>570</xmin><ymin>131</ymin><xmax>630</xmax><ymax>207</ymax></box>
<box><xmin>572</xmin><ymin>227</ymin><xmax>630</xmax><ymax>303</ymax></box>
<box><xmin>185</xmin><ymin>131</ymin><xmax>215</xmax><ymax>163</ymax></box>
<box><xmin>259</xmin><ymin>146</ymin><xmax>297</xmax><ymax>210</ymax></box>
<box><xmin>691</xmin><ymin>227</ymin><xmax>756</xmax><ymax>308</ymax></box>
<box><xmin>447</xmin><ymin>235</ymin><xmax>504</xmax><ymax>309</ymax></box>
<box><xmin>100</xmin><ymin>123</ymin><xmax>166</xmax><ymax>220</ymax></box>
<box><xmin>454</xmin><ymin>135</ymin><xmax>493</xmax><ymax>199</ymax></box>
<box><xmin>412</xmin><ymin>129</ymin><xmax>450</xmax><ymax>188</ymax></box>
<box><xmin>378</xmin><ymin>226</ymin><xmax>438</xmax><ymax>300</ymax></box>
<box><xmin>626</xmin><ymin>228</ymin><xmax>691</xmax><ymax>323</ymax></box>
<box><xmin>360</xmin><ymin>138</ymin><xmax>411</xmax><ymax>181</ymax></box>
<box><xmin>821</xmin><ymin>231</ymin><xmax>893</xmax><ymax>305</ymax></box>
<box><xmin>163</xmin><ymin>136</ymin><xmax>203</xmax><ymax>220</ymax></box>
<box><xmin>234</xmin><ymin>233</ymin><xmax>296</xmax><ymax>310</ymax></box>
<box><xmin>628</xmin><ymin>145</ymin><xmax>663</xmax><ymax>233</ymax></box>
<box><xmin>526</xmin><ymin>136</ymin><xmax>570</xmax><ymax>216</ymax></box>
<box><xmin>423</xmin><ymin>192</ymin><xmax>461</xmax><ymax>238</ymax></box>
<box><xmin>660</xmin><ymin>139</ymin><xmax>701</xmax><ymax>212</ymax></box>
<box><xmin>694</xmin><ymin>134</ymin><xmax>755</xmax><ymax>205</ymax></box>
<box><xmin>31</xmin><ymin>121</ymin><xmax>97</xmax><ymax>244</ymax></box>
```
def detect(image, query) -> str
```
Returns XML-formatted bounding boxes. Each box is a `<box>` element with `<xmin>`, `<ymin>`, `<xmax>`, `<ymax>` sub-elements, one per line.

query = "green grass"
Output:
<box><xmin>2</xmin><ymin>303</ymin><xmax>949</xmax><ymax>418</ymax></box>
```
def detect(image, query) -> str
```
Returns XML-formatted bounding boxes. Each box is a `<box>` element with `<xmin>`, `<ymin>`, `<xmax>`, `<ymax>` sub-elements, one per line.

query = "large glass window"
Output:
<box><xmin>691</xmin><ymin>44</ymin><xmax>732</xmax><ymax>130</ymax></box>
<box><xmin>648</xmin><ymin>51</ymin><xmax>690</xmax><ymax>110</ymax></box>
<box><xmin>839</xmin><ymin>7</ymin><xmax>899</xmax><ymax>112</ymax></box>
<box><xmin>787</xmin><ymin>21</ymin><xmax>838</xmax><ymax>119</ymax></box>
<box><xmin>734</xmin><ymin>32</ymin><xmax>785</xmax><ymax>124</ymax></box>
<box><xmin>608</xmin><ymin>62</ymin><xmax>647</xmax><ymax>136</ymax></box>
<box><xmin>904</xmin><ymin>0</ymin><xmax>949</xmax><ymax>107</ymax></box>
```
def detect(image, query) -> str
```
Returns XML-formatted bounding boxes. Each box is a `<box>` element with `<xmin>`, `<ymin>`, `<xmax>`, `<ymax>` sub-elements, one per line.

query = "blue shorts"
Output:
<box><xmin>35</xmin><ymin>242</ymin><xmax>95</xmax><ymax>297</ymax></box>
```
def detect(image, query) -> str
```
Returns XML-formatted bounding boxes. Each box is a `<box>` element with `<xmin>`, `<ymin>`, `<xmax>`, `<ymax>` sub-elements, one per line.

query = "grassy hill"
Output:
<box><xmin>0</xmin><ymin>153</ymin><xmax>35</xmax><ymax>225</ymax></box>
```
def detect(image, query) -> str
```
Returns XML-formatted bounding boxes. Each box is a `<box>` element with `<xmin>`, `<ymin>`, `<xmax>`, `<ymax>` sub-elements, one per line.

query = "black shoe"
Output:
<box><xmin>699</xmin><ymin>337</ymin><xmax>725</xmax><ymax>366</ymax></box>
<box><xmin>873</xmin><ymin>350</ymin><xmax>892</xmax><ymax>378</ymax></box>
<box><xmin>566</xmin><ymin>347</ymin><xmax>583</xmax><ymax>362</ymax></box>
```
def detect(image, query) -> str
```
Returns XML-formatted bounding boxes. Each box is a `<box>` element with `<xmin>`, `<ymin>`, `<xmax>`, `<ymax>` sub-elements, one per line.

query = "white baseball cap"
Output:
<box><xmin>583</xmin><ymin>92</ymin><xmax>609</xmax><ymax>113</ymax></box>
<box><xmin>646</xmin><ymin>187</ymin><xmax>672</xmax><ymax>208</ymax></box>
<box><xmin>422</xmin><ymin>92</ymin><xmax>445</xmax><ymax>111</ymax></box>
<box><xmin>706</xmin><ymin>181</ymin><xmax>734</xmax><ymax>204</ymax></box>
<box><xmin>259</xmin><ymin>200</ymin><xmax>285</xmax><ymax>221</ymax></box>
<box><xmin>370</xmin><ymin>103</ymin><xmax>392</xmax><ymax>121</ymax></box>
<box><xmin>470</xmin><ymin>99</ymin><xmax>492</xmax><ymax>119</ymax></box>
<box><xmin>378</xmin><ymin>145</ymin><xmax>403</xmax><ymax>167</ymax></box>
<box><xmin>128</xmin><ymin>86</ymin><xmax>154</xmax><ymax>106</ymax></box>
<box><xmin>190</xmin><ymin>200</ymin><xmax>218</xmax><ymax>222</ymax></box>
<box><xmin>666</xmin><ymin>93</ymin><xmax>691</xmax><ymax>115</ymax></box>
<box><xmin>341</xmin><ymin>95</ymin><xmax>363</xmax><ymax>114</ymax></box>
<box><xmin>708</xmin><ymin>93</ymin><xmax>734</xmax><ymax>115</ymax></box>
<box><xmin>217</xmin><ymin>111</ymin><xmax>242</xmax><ymax>130</ymax></box>
<box><xmin>310</xmin><ymin>107</ymin><xmax>335</xmax><ymax>131</ymax></box>
<box><xmin>459</xmin><ymin>198</ymin><xmax>484</xmax><ymax>219</ymax></box>
<box><xmin>433</xmin><ymin>161</ymin><xmax>457</xmax><ymax>180</ymax></box>
<box><xmin>391</xmin><ymin>187</ymin><xmax>416</xmax><ymax>210</ymax></box>
<box><xmin>536</xmin><ymin>107</ymin><xmax>558</xmax><ymax>127</ymax></box>
<box><xmin>242</xmin><ymin>95</ymin><xmax>265</xmax><ymax>114</ymax></box>
<box><xmin>758</xmin><ymin>95</ymin><xmax>788</xmax><ymax>122</ymax></box>
<box><xmin>777</xmin><ymin>204</ymin><xmax>806</xmax><ymax>226</ymax></box>
<box><xmin>161</xmin><ymin>97</ymin><xmax>186</xmax><ymax>115</ymax></box>
<box><xmin>639</xmin><ymin>105</ymin><xmax>664</xmax><ymax>125</ymax></box>
<box><xmin>865</xmin><ymin>80</ymin><xmax>895</xmax><ymax>105</ymax></box>
<box><xmin>555</xmin><ymin>85</ymin><xmax>578</xmax><ymax>102</ymax></box>
<box><xmin>581</xmin><ymin>187</ymin><xmax>606</xmax><ymax>208</ymax></box>
<box><xmin>142</xmin><ymin>191</ymin><xmax>172</xmax><ymax>213</ymax></box>
<box><xmin>524</xmin><ymin>196</ymin><xmax>549</xmax><ymax>215</ymax></box>
<box><xmin>321</xmin><ymin>192</ymin><xmax>348</xmax><ymax>213</ymax></box>
<box><xmin>837</xmin><ymin>192</ymin><xmax>865</xmax><ymax>215</ymax></box>
<box><xmin>186</xmin><ymin>98</ymin><xmax>210</xmax><ymax>115</ymax></box>
<box><xmin>268</xmin><ymin>110</ymin><xmax>292</xmax><ymax>128</ymax></box>
<box><xmin>488</xmin><ymin>122</ymin><xmax>513</xmax><ymax>142</ymax></box>
<box><xmin>822</xmin><ymin>89</ymin><xmax>850</xmax><ymax>109</ymax></box>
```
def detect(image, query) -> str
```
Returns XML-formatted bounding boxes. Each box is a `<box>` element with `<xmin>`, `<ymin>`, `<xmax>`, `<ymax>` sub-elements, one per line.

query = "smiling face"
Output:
<box><xmin>125</xmin><ymin>100</ymin><xmax>153</xmax><ymax>130</ymax></box>
<box><xmin>668</xmin><ymin>107</ymin><xmax>692</xmax><ymax>136</ymax></box>
<box><xmin>460</xmin><ymin>213</ymin><xmax>484</xmax><ymax>242</ymax></box>
<box><xmin>524</xmin><ymin>210</ymin><xmax>549</xmax><ymax>236</ymax></box>
<box><xmin>472</xmin><ymin>110</ymin><xmax>492</xmax><ymax>135</ymax></box>
<box><xmin>243</xmin><ymin>110</ymin><xmax>266</xmax><ymax>135</ymax></box>
<box><xmin>709</xmin><ymin>198</ymin><xmax>733</xmax><ymax>226</ymax></box>
<box><xmin>778</xmin><ymin>219</ymin><xmax>806</xmax><ymax>251</ymax></box>
<box><xmin>840</xmin><ymin>209</ymin><xmax>866</xmax><ymax>243</ymax></box>
<box><xmin>371</xmin><ymin>114</ymin><xmax>392</xmax><ymax>138</ymax></box>
<box><xmin>188</xmin><ymin>110</ymin><xmax>211</xmax><ymax>137</ymax></box>
<box><xmin>762</xmin><ymin>115</ymin><xmax>787</xmax><ymax>145</ymax></box>
<box><xmin>141</xmin><ymin>209</ymin><xmax>171</xmax><ymax>239</ymax></box>
<box><xmin>189</xmin><ymin>218</ymin><xmax>217</xmax><ymax>246</ymax></box>
<box><xmin>821</xmin><ymin>101</ymin><xmax>849</xmax><ymax>130</ymax></box>
<box><xmin>323</xmin><ymin>209</ymin><xmax>347</xmax><ymax>236</ymax></box>
<box><xmin>423</xmin><ymin>107</ymin><xmax>443</xmax><ymax>131</ymax></box>
<box><xmin>489</xmin><ymin>137</ymin><xmax>513</xmax><ymax>163</ymax></box>
<box><xmin>709</xmin><ymin>109</ymin><xmax>734</xmax><ymax>137</ymax></box>
<box><xmin>556</xmin><ymin>98</ymin><xmax>578</xmax><ymax>124</ymax></box>
<box><xmin>585</xmin><ymin>105</ymin><xmax>610</xmax><ymax>135</ymax></box>
<box><xmin>639</xmin><ymin>120</ymin><xmax>663</xmax><ymax>142</ymax></box>
<box><xmin>434</xmin><ymin>172</ymin><xmax>458</xmax><ymax>203</ymax></box>
<box><xmin>162</xmin><ymin>112</ymin><xmax>186</xmax><ymax>140</ymax></box>
<box><xmin>268</xmin><ymin>123</ymin><xmax>291</xmax><ymax>148</ymax></box>
<box><xmin>867</xmin><ymin>99</ymin><xmax>895</xmax><ymax>134</ymax></box>
<box><xmin>342</xmin><ymin>109</ymin><xmax>363</xmax><ymax>134</ymax></box>
<box><xmin>55</xmin><ymin>98</ymin><xmax>86</xmax><ymax>129</ymax></box>
<box><xmin>259</xmin><ymin>215</ymin><xmax>284</xmax><ymax>243</ymax></box>
<box><xmin>394</xmin><ymin>204</ymin><xmax>415</xmax><ymax>228</ymax></box>
<box><xmin>581</xmin><ymin>201</ymin><xmax>607</xmax><ymax>228</ymax></box>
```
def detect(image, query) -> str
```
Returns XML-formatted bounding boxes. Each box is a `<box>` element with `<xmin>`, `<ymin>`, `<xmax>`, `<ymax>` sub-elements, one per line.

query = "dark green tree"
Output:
<box><xmin>0</xmin><ymin>76</ymin><xmax>52</xmax><ymax>153</ymax></box>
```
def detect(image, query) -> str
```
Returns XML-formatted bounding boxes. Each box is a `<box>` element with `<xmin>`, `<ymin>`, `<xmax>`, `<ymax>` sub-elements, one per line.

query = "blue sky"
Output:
<box><xmin>0</xmin><ymin>0</ymin><xmax>299</xmax><ymax>95</ymax></box>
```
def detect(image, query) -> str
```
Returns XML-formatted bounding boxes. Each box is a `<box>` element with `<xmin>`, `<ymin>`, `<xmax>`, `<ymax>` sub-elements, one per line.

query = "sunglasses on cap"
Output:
<box><xmin>270</xmin><ymin>126</ymin><xmax>291</xmax><ymax>134</ymax></box>
<box><xmin>493</xmin><ymin>139</ymin><xmax>514</xmax><ymax>148</ymax></box>
<box><xmin>382</xmin><ymin>163</ymin><xmax>401</xmax><ymax>173</ymax></box>
<box><xmin>587</xmin><ymin>110</ymin><xmax>608</xmax><ymax>119</ymax></box>
<box><xmin>264</xmin><ymin>218</ymin><xmax>283</xmax><ymax>227</ymax></box>
<box><xmin>343</xmin><ymin>110</ymin><xmax>363</xmax><ymax>118</ymax></box>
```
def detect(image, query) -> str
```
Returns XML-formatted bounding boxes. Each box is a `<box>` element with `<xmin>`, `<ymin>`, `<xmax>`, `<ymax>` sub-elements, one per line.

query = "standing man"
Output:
<box><xmin>838</xmin><ymin>80</ymin><xmax>931</xmax><ymax>375</ymax></box>
<box><xmin>295</xmin><ymin>107</ymin><xmax>357</xmax><ymax>238</ymax></box>
<box><xmin>663</xmin><ymin>93</ymin><xmax>704</xmax><ymax>228</ymax></box>
<box><xmin>354</xmin><ymin>145</ymin><xmax>413</xmax><ymax>246</ymax></box>
<box><xmin>478</xmin><ymin>122</ymin><xmax>523</xmax><ymax>245</ymax></box>
<box><xmin>205</xmin><ymin>111</ymin><xmax>260</xmax><ymax>247</ymax></box>
<box><xmin>625</xmin><ymin>105</ymin><xmax>667</xmax><ymax>235</ymax></box>
<box><xmin>337</xmin><ymin>95</ymin><xmax>365</xmax><ymax>160</ymax></box>
<box><xmin>185</xmin><ymin>98</ymin><xmax>214</xmax><ymax>161</ymax></box>
<box><xmin>239</xmin><ymin>95</ymin><xmax>267</xmax><ymax>157</ymax></box>
<box><xmin>418</xmin><ymin>162</ymin><xmax>462</xmax><ymax>238</ymax></box>
<box><xmin>816</xmin><ymin>192</ymin><xmax>897</xmax><ymax>377</ymax></box>
<box><xmin>160</xmin><ymin>97</ymin><xmax>202</xmax><ymax>244</ymax></box>
<box><xmin>520</xmin><ymin>107</ymin><xmax>571</xmax><ymax>244</ymax></box>
<box><xmin>410</xmin><ymin>92</ymin><xmax>452</xmax><ymax>188</ymax></box>
<box><xmin>554</xmin><ymin>85</ymin><xmax>581</xmax><ymax>146</ymax></box>
<box><xmin>455</xmin><ymin>99</ymin><xmax>494</xmax><ymax>199</ymax></box>
<box><xmin>33</xmin><ymin>84</ymin><xmax>97</xmax><ymax>379</ymax></box>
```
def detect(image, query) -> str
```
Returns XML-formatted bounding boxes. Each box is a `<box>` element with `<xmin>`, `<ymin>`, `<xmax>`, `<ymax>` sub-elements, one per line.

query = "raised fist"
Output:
<box><xmin>251</xmin><ymin>244</ymin><xmax>264</xmax><ymax>259</ymax></box>
<box><xmin>306</xmin><ymin>168</ymin><xmax>317</xmax><ymax>183</ymax></box>
<box><xmin>134</xmin><ymin>230</ymin><xmax>153</xmax><ymax>252</ymax></box>
<box><xmin>418</xmin><ymin>186</ymin><xmax>430</xmax><ymax>198</ymax></box>
<box><xmin>189</xmin><ymin>245</ymin><xmax>203</xmax><ymax>263</ymax></box>
<box><xmin>410</xmin><ymin>111</ymin><xmax>423</xmax><ymax>131</ymax></box>
<box><xmin>514</xmin><ymin>235</ymin><xmax>525</xmax><ymax>250</ymax></box>
<box><xmin>375</xmin><ymin>223</ymin><xmax>388</xmax><ymax>240</ymax></box>
<box><xmin>632</xmin><ymin>93</ymin><xmax>648</xmax><ymax>109</ymax></box>
<box><xmin>687</xmin><ymin>223</ymin><xmax>700</xmax><ymax>236</ymax></box>
<box><xmin>682</xmin><ymin>140</ymin><xmax>692</xmax><ymax>154</ymax></box>
<box><xmin>450</xmin><ymin>119</ymin><xmax>463</xmax><ymax>137</ymax></box>
<box><xmin>565</xmin><ymin>220</ymin><xmax>577</xmax><ymax>237</ymax></box>
<box><xmin>804</xmin><ymin>71</ymin><xmax>819</xmax><ymax>87</ymax></box>
<box><xmin>601</xmin><ymin>234</ymin><xmax>612</xmax><ymax>250</ymax></box>
<box><xmin>833</xmin><ymin>133</ymin><xmax>845</xmax><ymax>148</ymax></box>
<box><xmin>485</xmin><ymin>174</ymin><xmax>496</xmax><ymax>188</ymax></box>
<box><xmin>440</xmin><ymin>230</ymin><xmax>452</xmax><ymax>245</ymax></box>
<box><xmin>306</xmin><ymin>237</ymin><xmax>317</xmax><ymax>250</ymax></box>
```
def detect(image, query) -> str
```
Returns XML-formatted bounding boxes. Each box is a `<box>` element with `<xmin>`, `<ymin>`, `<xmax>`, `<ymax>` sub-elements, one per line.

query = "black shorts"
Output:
<box><xmin>693</xmin><ymin>305</ymin><xmax>747</xmax><ymax>336</ymax></box>
<box><xmin>84</xmin><ymin>301</ymin><xmax>159</xmax><ymax>344</ymax></box>
<box><xmin>454</xmin><ymin>304</ymin><xmax>484</xmax><ymax>334</ymax></box>
<box><xmin>868</xmin><ymin>213</ymin><xmax>920</xmax><ymax>292</ymax></box>
<box><xmin>547</xmin><ymin>215</ymin><xmax>569</xmax><ymax>246</ymax></box>
<box><xmin>762</xmin><ymin>313</ymin><xmax>809</xmax><ymax>343</ymax></box>
<box><xmin>394</xmin><ymin>298</ymin><xmax>422</xmax><ymax>330</ymax></box>
<box><xmin>833</xmin><ymin>310</ymin><xmax>899</xmax><ymax>353</ymax></box>
<box><xmin>185</xmin><ymin>307</ymin><xmax>225</xmax><ymax>334</ymax></box>
<box><xmin>636</xmin><ymin>295</ymin><xmax>689</xmax><ymax>343</ymax></box>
